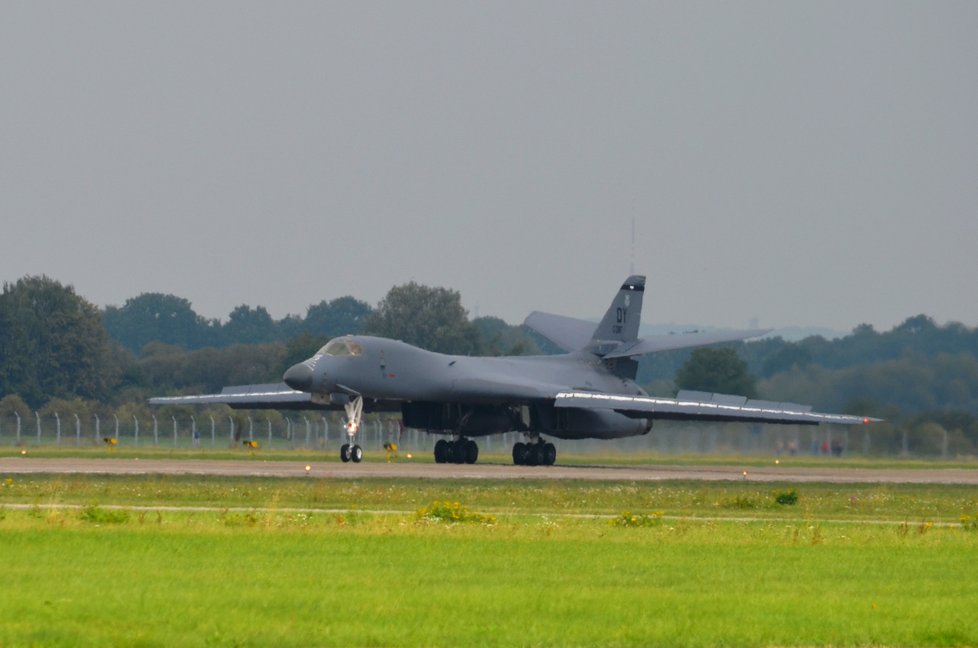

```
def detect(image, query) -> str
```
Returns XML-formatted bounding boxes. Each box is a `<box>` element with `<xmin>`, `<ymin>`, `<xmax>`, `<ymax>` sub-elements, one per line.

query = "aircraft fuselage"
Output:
<box><xmin>284</xmin><ymin>335</ymin><xmax>651</xmax><ymax>440</ymax></box>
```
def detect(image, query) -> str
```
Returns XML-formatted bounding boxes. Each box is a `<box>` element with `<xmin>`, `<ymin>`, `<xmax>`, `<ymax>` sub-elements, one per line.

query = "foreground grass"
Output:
<box><xmin>3</xmin><ymin>473</ymin><xmax>978</xmax><ymax>646</ymax></box>
<box><xmin>1</xmin><ymin>506</ymin><xmax>977</xmax><ymax>647</ymax></box>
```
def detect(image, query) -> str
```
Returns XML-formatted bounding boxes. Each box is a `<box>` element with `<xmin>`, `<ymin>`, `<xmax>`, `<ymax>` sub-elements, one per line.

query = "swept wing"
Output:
<box><xmin>556</xmin><ymin>389</ymin><xmax>876</xmax><ymax>426</ymax></box>
<box><xmin>149</xmin><ymin>383</ymin><xmax>314</xmax><ymax>409</ymax></box>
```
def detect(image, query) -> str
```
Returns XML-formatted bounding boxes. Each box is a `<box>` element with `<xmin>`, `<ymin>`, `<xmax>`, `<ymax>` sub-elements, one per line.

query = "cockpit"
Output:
<box><xmin>317</xmin><ymin>337</ymin><xmax>363</xmax><ymax>357</ymax></box>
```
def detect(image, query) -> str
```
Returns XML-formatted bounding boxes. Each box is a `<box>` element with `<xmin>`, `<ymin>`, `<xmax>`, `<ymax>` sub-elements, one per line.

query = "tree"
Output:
<box><xmin>278</xmin><ymin>333</ymin><xmax>329</xmax><ymax>375</ymax></box>
<box><xmin>363</xmin><ymin>282</ymin><xmax>480</xmax><ymax>355</ymax></box>
<box><xmin>0</xmin><ymin>276</ymin><xmax>119</xmax><ymax>408</ymax></box>
<box><xmin>303</xmin><ymin>296</ymin><xmax>372</xmax><ymax>338</ymax></box>
<box><xmin>222</xmin><ymin>305</ymin><xmax>277</xmax><ymax>346</ymax></box>
<box><xmin>760</xmin><ymin>342</ymin><xmax>812</xmax><ymax>377</ymax></box>
<box><xmin>103</xmin><ymin>293</ymin><xmax>216</xmax><ymax>353</ymax></box>
<box><xmin>674</xmin><ymin>347</ymin><xmax>757</xmax><ymax>398</ymax></box>
<box><xmin>473</xmin><ymin>317</ymin><xmax>540</xmax><ymax>356</ymax></box>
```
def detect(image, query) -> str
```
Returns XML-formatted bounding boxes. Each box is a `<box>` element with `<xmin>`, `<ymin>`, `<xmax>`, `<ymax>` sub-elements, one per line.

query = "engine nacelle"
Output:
<box><xmin>531</xmin><ymin>404</ymin><xmax>650</xmax><ymax>440</ymax></box>
<box><xmin>401</xmin><ymin>402</ymin><xmax>517</xmax><ymax>437</ymax></box>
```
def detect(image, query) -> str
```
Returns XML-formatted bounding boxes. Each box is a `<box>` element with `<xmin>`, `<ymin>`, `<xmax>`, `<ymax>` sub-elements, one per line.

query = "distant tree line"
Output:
<box><xmin>102</xmin><ymin>293</ymin><xmax>374</xmax><ymax>353</ymax></box>
<box><xmin>3</xmin><ymin>273</ymin><xmax>978</xmax><ymax>455</ymax></box>
<box><xmin>1</xmin><ymin>276</ymin><xmax>539</xmax><ymax>410</ymax></box>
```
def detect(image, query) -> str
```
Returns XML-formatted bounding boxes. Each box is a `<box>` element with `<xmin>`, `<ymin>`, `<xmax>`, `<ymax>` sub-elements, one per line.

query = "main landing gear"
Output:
<box><xmin>512</xmin><ymin>439</ymin><xmax>556</xmax><ymax>466</ymax></box>
<box><xmin>339</xmin><ymin>395</ymin><xmax>364</xmax><ymax>463</ymax></box>
<box><xmin>433</xmin><ymin>438</ymin><xmax>479</xmax><ymax>464</ymax></box>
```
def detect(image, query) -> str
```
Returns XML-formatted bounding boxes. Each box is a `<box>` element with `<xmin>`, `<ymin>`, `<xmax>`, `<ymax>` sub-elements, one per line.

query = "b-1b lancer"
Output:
<box><xmin>150</xmin><ymin>276</ymin><xmax>876</xmax><ymax>465</ymax></box>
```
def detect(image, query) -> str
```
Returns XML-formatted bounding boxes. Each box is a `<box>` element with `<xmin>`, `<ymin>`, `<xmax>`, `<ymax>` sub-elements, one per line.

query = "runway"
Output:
<box><xmin>2</xmin><ymin>456</ymin><xmax>976</xmax><ymax>484</ymax></box>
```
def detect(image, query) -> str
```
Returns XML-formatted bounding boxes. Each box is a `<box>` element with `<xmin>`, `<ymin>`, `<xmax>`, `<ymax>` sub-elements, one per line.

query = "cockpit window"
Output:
<box><xmin>317</xmin><ymin>337</ymin><xmax>363</xmax><ymax>357</ymax></box>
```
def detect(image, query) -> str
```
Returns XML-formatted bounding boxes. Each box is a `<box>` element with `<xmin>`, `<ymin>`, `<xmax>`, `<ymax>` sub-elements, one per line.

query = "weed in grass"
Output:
<box><xmin>220</xmin><ymin>510</ymin><xmax>261</xmax><ymax>527</ymax></box>
<box><xmin>810</xmin><ymin>523</ymin><xmax>823</xmax><ymax>545</ymax></box>
<box><xmin>611</xmin><ymin>511</ymin><xmax>664</xmax><ymax>528</ymax></box>
<box><xmin>773</xmin><ymin>488</ymin><xmax>799</xmax><ymax>506</ymax></box>
<box><xmin>416</xmin><ymin>500</ymin><xmax>496</xmax><ymax>525</ymax></box>
<box><xmin>960</xmin><ymin>514</ymin><xmax>978</xmax><ymax>531</ymax></box>
<box><xmin>135</xmin><ymin>511</ymin><xmax>164</xmax><ymax>525</ymax></box>
<box><xmin>78</xmin><ymin>504</ymin><xmax>129</xmax><ymax>525</ymax></box>
<box><xmin>722</xmin><ymin>495</ymin><xmax>758</xmax><ymax>509</ymax></box>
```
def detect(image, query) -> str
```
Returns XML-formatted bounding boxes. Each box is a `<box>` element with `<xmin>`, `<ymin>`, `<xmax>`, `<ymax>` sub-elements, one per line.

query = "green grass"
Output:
<box><xmin>2</xmin><ymin>473</ymin><xmax>978</xmax><ymax>646</ymax></box>
<box><xmin>4</xmin><ymin>444</ymin><xmax>978</xmax><ymax>471</ymax></box>
<box><xmin>4</xmin><ymin>473</ymin><xmax>977</xmax><ymax>522</ymax></box>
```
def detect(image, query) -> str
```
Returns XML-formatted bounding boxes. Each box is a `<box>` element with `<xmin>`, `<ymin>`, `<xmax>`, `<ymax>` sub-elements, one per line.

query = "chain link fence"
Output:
<box><xmin>0</xmin><ymin>411</ymin><xmax>970</xmax><ymax>458</ymax></box>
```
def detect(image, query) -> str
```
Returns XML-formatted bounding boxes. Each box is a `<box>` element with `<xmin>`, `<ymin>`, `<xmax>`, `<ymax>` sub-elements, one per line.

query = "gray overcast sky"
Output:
<box><xmin>2</xmin><ymin>2</ymin><xmax>976</xmax><ymax>332</ymax></box>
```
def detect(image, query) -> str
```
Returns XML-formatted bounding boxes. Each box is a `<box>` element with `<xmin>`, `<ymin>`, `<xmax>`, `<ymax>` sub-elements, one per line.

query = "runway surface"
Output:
<box><xmin>2</xmin><ymin>456</ymin><xmax>976</xmax><ymax>484</ymax></box>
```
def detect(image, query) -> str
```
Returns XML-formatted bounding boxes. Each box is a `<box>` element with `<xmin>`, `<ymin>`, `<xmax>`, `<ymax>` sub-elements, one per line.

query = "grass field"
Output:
<box><xmin>5</xmin><ymin>444</ymin><xmax>978</xmax><ymax>471</ymax></box>
<box><xmin>2</xmin><ymin>468</ymin><xmax>978</xmax><ymax>646</ymax></box>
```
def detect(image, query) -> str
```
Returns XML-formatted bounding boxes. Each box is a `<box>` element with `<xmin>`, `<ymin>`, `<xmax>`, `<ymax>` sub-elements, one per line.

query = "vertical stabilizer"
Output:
<box><xmin>591</xmin><ymin>275</ymin><xmax>645</xmax><ymax>344</ymax></box>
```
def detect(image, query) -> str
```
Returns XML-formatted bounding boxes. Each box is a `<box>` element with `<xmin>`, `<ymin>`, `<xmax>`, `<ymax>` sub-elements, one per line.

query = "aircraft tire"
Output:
<box><xmin>434</xmin><ymin>439</ymin><xmax>448</xmax><ymax>463</ymax></box>
<box><xmin>452</xmin><ymin>440</ymin><xmax>466</xmax><ymax>464</ymax></box>
<box><xmin>464</xmin><ymin>439</ymin><xmax>479</xmax><ymax>464</ymax></box>
<box><xmin>512</xmin><ymin>442</ymin><xmax>528</xmax><ymax>465</ymax></box>
<box><xmin>351</xmin><ymin>445</ymin><xmax>363</xmax><ymax>463</ymax></box>
<box><xmin>543</xmin><ymin>442</ymin><xmax>557</xmax><ymax>466</ymax></box>
<box><xmin>340</xmin><ymin>444</ymin><xmax>352</xmax><ymax>463</ymax></box>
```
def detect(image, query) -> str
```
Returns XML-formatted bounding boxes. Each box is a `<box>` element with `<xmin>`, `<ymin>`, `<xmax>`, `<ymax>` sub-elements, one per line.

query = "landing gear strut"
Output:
<box><xmin>512</xmin><ymin>438</ymin><xmax>556</xmax><ymax>466</ymax></box>
<box><xmin>339</xmin><ymin>395</ymin><xmax>364</xmax><ymax>463</ymax></box>
<box><xmin>433</xmin><ymin>437</ymin><xmax>479</xmax><ymax>464</ymax></box>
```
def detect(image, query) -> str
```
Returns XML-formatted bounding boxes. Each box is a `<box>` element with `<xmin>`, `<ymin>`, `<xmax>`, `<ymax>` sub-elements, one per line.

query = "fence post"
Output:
<box><xmin>15</xmin><ymin>412</ymin><xmax>21</xmax><ymax>444</ymax></box>
<box><xmin>55</xmin><ymin>413</ymin><xmax>61</xmax><ymax>445</ymax></box>
<box><xmin>74</xmin><ymin>413</ymin><xmax>81</xmax><ymax>444</ymax></box>
<box><xmin>35</xmin><ymin>411</ymin><xmax>41</xmax><ymax>443</ymax></box>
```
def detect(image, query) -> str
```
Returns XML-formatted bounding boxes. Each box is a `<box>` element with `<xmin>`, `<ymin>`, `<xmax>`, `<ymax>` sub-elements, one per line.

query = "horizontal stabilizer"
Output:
<box><xmin>602</xmin><ymin>328</ymin><xmax>771</xmax><ymax>359</ymax></box>
<box><xmin>523</xmin><ymin>311</ymin><xmax>596</xmax><ymax>352</ymax></box>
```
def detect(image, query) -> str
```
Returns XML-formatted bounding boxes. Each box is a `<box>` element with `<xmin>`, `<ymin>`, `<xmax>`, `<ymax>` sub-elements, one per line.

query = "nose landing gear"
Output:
<box><xmin>339</xmin><ymin>396</ymin><xmax>364</xmax><ymax>463</ymax></box>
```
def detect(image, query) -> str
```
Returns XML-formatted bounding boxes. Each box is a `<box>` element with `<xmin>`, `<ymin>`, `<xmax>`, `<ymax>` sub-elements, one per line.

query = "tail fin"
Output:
<box><xmin>591</xmin><ymin>275</ymin><xmax>645</xmax><ymax>343</ymax></box>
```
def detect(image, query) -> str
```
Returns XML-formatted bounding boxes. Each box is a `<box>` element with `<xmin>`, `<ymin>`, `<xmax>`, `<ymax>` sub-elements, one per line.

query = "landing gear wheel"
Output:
<box><xmin>543</xmin><ymin>442</ymin><xmax>557</xmax><ymax>466</ymax></box>
<box><xmin>350</xmin><ymin>445</ymin><xmax>363</xmax><ymax>463</ymax></box>
<box><xmin>434</xmin><ymin>439</ymin><xmax>449</xmax><ymax>464</ymax></box>
<box><xmin>452</xmin><ymin>440</ymin><xmax>466</xmax><ymax>464</ymax></box>
<box><xmin>464</xmin><ymin>439</ymin><xmax>479</xmax><ymax>464</ymax></box>
<box><xmin>340</xmin><ymin>443</ymin><xmax>352</xmax><ymax>463</ymax></box>
<box><xmin>512</xmin><ymin>442</ymin><xmax>528</xmax><ymax>466</ymax></box>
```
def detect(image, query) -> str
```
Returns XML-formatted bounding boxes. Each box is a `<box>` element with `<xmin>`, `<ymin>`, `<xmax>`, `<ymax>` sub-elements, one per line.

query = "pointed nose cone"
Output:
<box><xmin>283</xmin><ymin>362</ymin><xmax>314</xmax><ymax>392</ymax></box>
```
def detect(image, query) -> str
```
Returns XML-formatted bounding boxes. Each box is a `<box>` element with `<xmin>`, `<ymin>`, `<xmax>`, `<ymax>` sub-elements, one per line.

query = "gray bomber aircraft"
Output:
<box><xmin>150</xmin><ymin>276</ymin><xmax>876</xmax><ymax>465</ymax></box>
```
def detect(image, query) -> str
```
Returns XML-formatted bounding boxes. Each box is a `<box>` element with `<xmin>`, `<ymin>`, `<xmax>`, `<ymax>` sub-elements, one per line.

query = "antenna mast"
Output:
<box><xmin>629</xmin><ymin>217</ymin><xmax>635</xmax><ymax>275</ymax></box>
